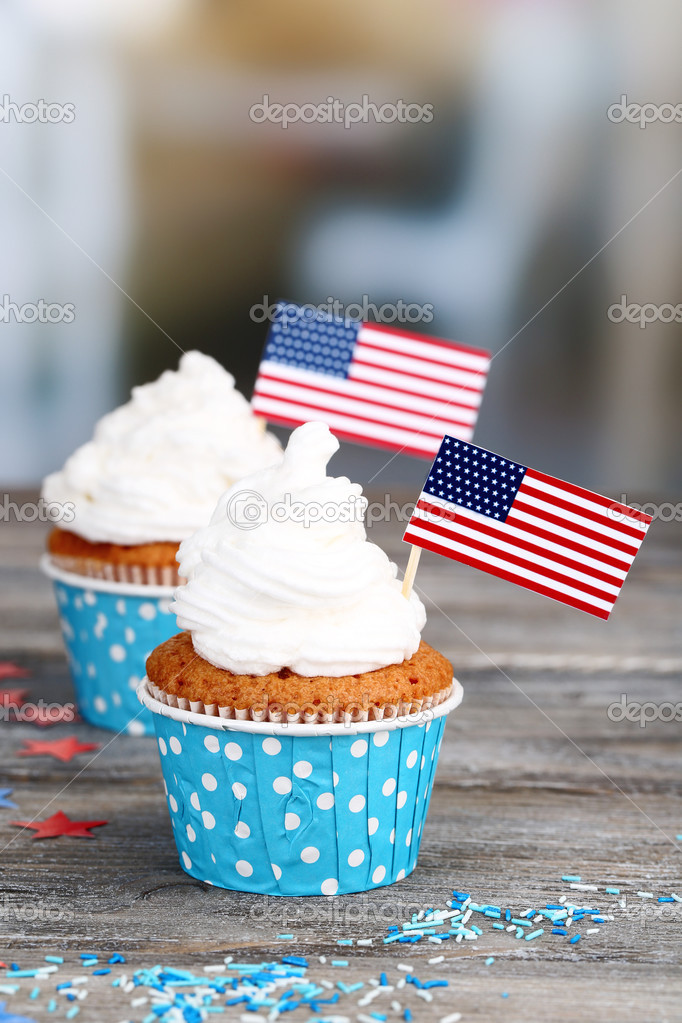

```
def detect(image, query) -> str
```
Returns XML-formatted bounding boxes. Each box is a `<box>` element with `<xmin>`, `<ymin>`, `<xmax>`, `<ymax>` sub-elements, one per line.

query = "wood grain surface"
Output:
<box><xmin>0</xmin><ymin>492</ymin><xmax>680</xmax><ymax>1022</ymax></box>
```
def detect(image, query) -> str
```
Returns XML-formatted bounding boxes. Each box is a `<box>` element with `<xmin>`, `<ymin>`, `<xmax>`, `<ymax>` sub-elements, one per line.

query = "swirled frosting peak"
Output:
<box><xmin>42</xmin><ymin>351</ymin><xmax>283</xmax><ymax>544</ymax></box>
<box><xmin>172</xmin><ymin>421</ymin><xmax>426</xmax><ymax>677</ymax></box>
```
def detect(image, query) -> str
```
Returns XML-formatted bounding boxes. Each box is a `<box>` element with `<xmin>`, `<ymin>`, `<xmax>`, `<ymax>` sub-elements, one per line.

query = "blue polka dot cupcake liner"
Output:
<box><xmin>41</xmin><ymin>556</ymin><xmax>178</xmax><ymax>736</ymax></box>
<box><xmin>138</xmin><ymin>678</ymin><xmax>463</xmax><ymax>895</ymax></box>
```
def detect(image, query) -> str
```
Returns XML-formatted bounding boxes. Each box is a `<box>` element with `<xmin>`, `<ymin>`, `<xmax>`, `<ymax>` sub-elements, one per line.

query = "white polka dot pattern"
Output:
<box><xmin>153</xmin><ymin>710</ymin><xmax>447</xmax><ymax>896</ymax></box>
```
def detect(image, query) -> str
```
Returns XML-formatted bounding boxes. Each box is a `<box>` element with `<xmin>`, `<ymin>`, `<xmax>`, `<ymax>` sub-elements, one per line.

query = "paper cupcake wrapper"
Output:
<box><xmin>41</xmin><ymin>556</ymin><xmax>178</xmax><ymax>736</ymax></box>
<box><xmin>48</xmin><ymin>554</ymin><xmax>180</xmax><ymax>587</ymax></box>
<box><xmin>147</xmin><ymin>679</ymin><xmax>454</xmax><ymax>725</ymax></box>
<box><xmin>138</xmin><ymin>678</ymin><xmax>463</xmax><ymax>895</ymax></box>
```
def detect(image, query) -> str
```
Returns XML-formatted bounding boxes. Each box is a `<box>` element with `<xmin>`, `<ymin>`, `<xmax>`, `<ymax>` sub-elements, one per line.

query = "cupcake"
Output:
<box><xmin>41</xmin><ymin>351</ymin><xmax>283</xmax><ymax>735</ymax></box>
<box><xmin>141</xmin><ymin>422</ymin><xmax>462</xmax><ymax>894</ymax></box>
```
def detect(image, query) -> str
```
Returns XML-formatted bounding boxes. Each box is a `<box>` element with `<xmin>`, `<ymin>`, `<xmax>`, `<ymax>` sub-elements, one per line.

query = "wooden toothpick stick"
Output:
<box><xmin>401</xmin><ymin>545</ymin><xmax>422</xmax><ymax>599</ymax></box>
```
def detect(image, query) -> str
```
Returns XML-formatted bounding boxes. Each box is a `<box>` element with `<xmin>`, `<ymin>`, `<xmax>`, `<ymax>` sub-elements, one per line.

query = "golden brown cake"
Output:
<box><xmin>146</xmin><ymin>631</ymin><xmax>453</xmax><ymax>722</ymax></box>
<box><xmin>47</xmin><ymin>527</ymin><xmax>181</xmax><ymax>585</ymax></box>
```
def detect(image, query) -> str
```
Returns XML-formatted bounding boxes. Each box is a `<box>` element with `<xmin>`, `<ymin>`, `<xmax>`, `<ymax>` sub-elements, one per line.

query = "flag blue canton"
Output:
<box><xmin>262</xmin><ymin>302</ymin><xmax>361</xmax><ymax>379</ymax></box>
<box><xmin>423</xmin><ymin>437</ymin><xmax>528</xmax><ymax>522</ymax></box>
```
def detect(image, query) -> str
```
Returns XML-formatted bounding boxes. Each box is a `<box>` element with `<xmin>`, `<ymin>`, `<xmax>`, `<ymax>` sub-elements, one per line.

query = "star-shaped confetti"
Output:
<box><xmin>0</xmin><ymin>662</ymin><xmax>30</xmax><ymax>680</ymax></box>
<box><xmin>0</xmin><ymin>789</ymin><xmax>17</xmax><ymax>810</ymax></box>
<box><xmin>16</xmin><ymin>736</ymin><xmax>100</xmax><ymax>763</ymax></box>
<box><xmin>10</xmin><ymin>810</ymin><xmax>108</xmax><ymax>840</ymax></box>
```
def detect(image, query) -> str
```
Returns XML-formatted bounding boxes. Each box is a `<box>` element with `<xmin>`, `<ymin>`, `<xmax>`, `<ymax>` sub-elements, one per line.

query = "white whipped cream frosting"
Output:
<box><xmin>42</xmin><ymin>351</ymin><xmax>283</xmax><ymax>544</ymax></box>
<box><xmin>172</xmin><ymin>421</ymin><xmax>426</xmax><ymax>677</ymax></box>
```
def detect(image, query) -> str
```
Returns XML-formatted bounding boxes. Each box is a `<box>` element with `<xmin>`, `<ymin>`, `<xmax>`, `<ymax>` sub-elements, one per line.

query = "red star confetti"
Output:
<box><xmin>16</xmin><ymin>736</ymin><xmax>100</xmax><ymax>763</ymax></box>
<box><xmin>0</xmin><ymin>661</ymin><xmax>30</xmax><ymax>680</ymax></box>
<box><xmin>10</xmin><ymin>810</ymin><xmax>107</xmax><ymax>840</ymax></box>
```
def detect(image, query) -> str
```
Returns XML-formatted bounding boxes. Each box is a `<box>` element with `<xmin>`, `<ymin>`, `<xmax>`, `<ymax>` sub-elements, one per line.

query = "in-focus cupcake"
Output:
<box><xmin>141</xmin><ymin>422</ymin><xmax>462</xmax><ymax>894</ymax></box>
<box><xmin>41</xmin><ymin>351</ymin><xmax>282</xmax><ymax>735</ymax></box>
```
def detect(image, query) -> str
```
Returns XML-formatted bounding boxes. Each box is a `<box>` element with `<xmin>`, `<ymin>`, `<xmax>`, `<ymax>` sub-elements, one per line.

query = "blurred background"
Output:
<box><xmin>1</xmin><ymin>0</ymin><xmax>680</xmax><ymax>491</ymax></box>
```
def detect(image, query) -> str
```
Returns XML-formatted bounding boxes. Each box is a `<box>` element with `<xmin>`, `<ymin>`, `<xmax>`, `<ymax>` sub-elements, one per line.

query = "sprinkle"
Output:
<box><xmin>501</xmin><ymin>992</ymin><xmax>509</xmax><ymax>998</ymax></box>
<box><xmin>337</xmin><ymin>939</ymin><xmax>353</xmax><ymax>946</ymax></box>
<box><xmin>658</xmin><ymin>897</ymin><xmax>675</xmax><ymax>903</ymax></box>
<box><xmin>428</xmin><ymin>956</ymin><xmax>444</xmax><ymax>965</ymax></box>
<box><xmin>439</xmin><ymin>1015</ymin><xmax>462</xmax><ymax>1023</ymax></box>
<box><xmin>397</xmin><ymin>965</ymin><xmax>413</xmax><ymax>972</ymax></box>
<box><xmin>356</xmin><ymin>939</ymin><xmax>373</xmax><ymax>947</ymax></box>
<box><xmin>277</xmin><ymin>935</ymin><xmax>294</xmax><ymax>941</ymax></box>
<box><xmin>552</xmin><ymin>928</ymin><xmax>567</xmax><ymax>936</ymax></box>
<box><xmin>92</xmin><ymin>969</ymin><xmax>111</xmax><ymax>976</ymax></box>
<box><xmin>331</xmin><ymin>961</ymin><xmax>348</xmax><ymax>968</ymax></box>
<box><xmin>525</xmin><ymin>929</ymin><xmax>544</xmax><ymax>941</ymax></box>
<box><xmin>66</xmin><ymin>1009</ymin><xmax>80</xmax><ymax>1019</ymax></box>
<box><xmin>570</xmin><ymin>883</ymin><xmax>598</xmax><ymax>892</ymax></box>
<box><xmin>403</xmin><ymin>1011</ymin><xmax>412</xmax><ymax>1022</ymax></box>
<box><xmin>45</xmin><ymin>956</ymin><xmax>64</xmax><ymax>964</ymax></box>
<box><xmin>637</xmin><ymin>891</ymin><xmax>654</xmax><ymax>899</ymax></box>
<box><xmin>562</xmin><ymin>875</ymin><xmax>581</xmax><ymax>882</ymax></box>
<box><xmin>670</xmin><ymin>894</ymin><xmax>682</xmax><ymax>903</ymax></box>
<box><xmin>605</xmin><ymin>887</ymin><xmax>620</xmax><ymax>895</ymax></box>
<box><xmin>492</xmin><ymin>923</ymin><xmax>505</xmax><ymax>931</ymax></box>
<box><xmin>586</xmin><ymin>928</ymin><xmax>599</xmax><ymax>934</ymax></box>
<box><xmin>569</xmin><ymin>934</ymin><xmax>581</xmax><ymax>944</ymax></box>
<box><xmin>485</xmin><ymin>957</ymin><xmax>495</xmax><ymax>966</ymax></box>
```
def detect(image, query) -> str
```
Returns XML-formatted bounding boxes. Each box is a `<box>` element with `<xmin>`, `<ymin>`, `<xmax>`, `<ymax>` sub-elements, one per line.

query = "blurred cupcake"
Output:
<box><xmin>43</xmin><ymin>350</ymin><xmax>282</xmax><ymax>584</ymax></box>
<box><xmin>41</xmin><ymin>351</ymin><xmax>282</xmax><ymax>735</ymax></box>
<box><xmin>141</xmin><ymin>422</ymin><xmax>462</xmax><ymax>893</ymax></box>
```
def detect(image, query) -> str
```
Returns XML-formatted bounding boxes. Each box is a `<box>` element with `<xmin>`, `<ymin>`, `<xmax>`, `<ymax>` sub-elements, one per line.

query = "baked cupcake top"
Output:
<box><xmin>172</xmin><ymin>421</ymin><xmax>426</xmax><ymax>678</ymax></box>
<box><xmin>42</xmin><ymin>352</ymin><xmax>282</xmax><ymax>545</ymax></box>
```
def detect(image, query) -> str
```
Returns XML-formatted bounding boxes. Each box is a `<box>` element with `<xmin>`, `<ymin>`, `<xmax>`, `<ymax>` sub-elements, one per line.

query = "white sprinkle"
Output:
<box><xmin>570</xmin><ymin>883</ymin><xmax>598</xmax><ymax>891</ymax></box>
<box><xmin>462</xmin><ymin>909</ymin><xmax>472</xmax><ymax>924</ymax></box>
<box><xmin>440</xmin><ymin>1015</ymin><xmax>462</xmax><ymax>1023</ymax></box>
<box><xmin>461</xmin><ymin>897</ymin><xmax>471</xmax><ymax>908</ymax></box>
<box><xmin>397</xmin><ymin>978</ymin><xmax>407</xmax><ymax>989</ymax></box>
<box><xmin>464</xmin><ymin>933</ymin><xmax>478</xmax><ymax>941</ymax></box>
<box><xmin>522</xmin><ymin>907</ymin><xmax>533</xmax><ymax>915</ymax></box>
<box><xmin>131</xmin><ymin>997</ymin><xmax>148</xmax><ymax>1007</ymax></box>
<box><xmin>506</xmin><ymin>925</ymin><xmax>516</xmax><ymax>932</ymax></box>
<box><xmin>123</xmin><ymin>982</ymin><xmax>135</xmax><ymax>993</ymax></box>
<box><xmin>356</xmin><ymin>939</ymin><xmax>373</xmax><ymax>946</ymax></box>
<box><xmin>368</xmin><ymin>978</ymin><xmax>380</xmax><ymax>987</ymax></box>
<box><xmin>357</xmin><ymin>1015</ymin><xmax>375</xmax><ymax>1023</ymax></box>
<box><xmin>427</xmin><ymin>937</ymin><xmax>443</xmax><ymax>944</ymax></box>
<box><xmin>319</xmin><ymin>980</ymin><xmax>334</xmax><ymax>990</ymax></box>
<box><xmin>670</xmin><ymin>893</ymin><xmax>682</xmax><ymax>902</ymax></box>
<box><xmin>223</xmin><ymin>957</ymin><xmax>233</xmax><ymax>965</ymax></box>
<box><xmin>533</xmin><ymin>915</ymin><xmax>544</xmax><ymax>924</ymax></box>
<box><xmin>586</xmin><ymin>928</ymin><xmax>599</xmax><ymax>934</ymax></box>
<box><xmin>203</xmin><ymin>965</ymin><xmax>225</xmax><ymax>973</ymax></box>
<box><xmin>397</xmin><ymin>964</ymin><xmax>412</xmax><ymax>972</ymax></box>
<box><xmin>428</xmin><ymin>955</ymin><xmax>445</xmax><ymax>965</ymax></box>
<box><xmin>456</xmin><ymin>934</ymin><xmax>463</xmax><ymax>943</ymax></box>
<box><xmin>637</xmin><ymin>891</ymin><xmax>654</xmax><ymax>898</ymax></box>
<box><xmin>416</xmin><ymin>989</ymin><xmax>433</xmax><ymax>1003</ymax></box>
<box><xmin>559</xmin><ymin>895</ymin><xmax>567</xmax><ymax>904</ymax></box>
<box><xmin>319</xmin><ymin>955</ymin><xmax>327</xmax><ymax>964</ymax></box>
<box><xmin>69</xmin><ymin>977</ymin><xmax>89</xmax><ymax>986</ymax></box>
<box><xmin>76</xmin><ymin>990</ymin><xmax>88</xmax><ymax>1001</ymax></box>
<box><xmin>565</xmin><ymin>918</ymin><xmax>573</xmax><ymax>928</ymax></box>
<box><xmin>568</xmin><ymin>907</ymin><xmax>575</xmax><ymax>916</ymax></box>
<box><xmin>357</xmin><ymin>988</ymin><xmax>382</xmax><ymax>1007</ymax></box>
<box><xmin>417</xmin><ymin>910</ymin><xmax>426</xmax><ymax>920</ymax></box>
<box><xmin>391</xmin><ymin>1002</ymin><xmax>401</xmax><ymax>1012</ymax></box>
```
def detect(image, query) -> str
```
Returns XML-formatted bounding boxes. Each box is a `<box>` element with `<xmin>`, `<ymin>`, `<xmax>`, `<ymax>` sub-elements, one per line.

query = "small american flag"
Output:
<box><xmin>252</xmin><ymin>302</ymin><xmax>490</xmax><ymax>459</ymax></box>
<box><xmin>403</xmin><ymin>436</ymin><xmax>652</xmax><ymax>619</ymax></box>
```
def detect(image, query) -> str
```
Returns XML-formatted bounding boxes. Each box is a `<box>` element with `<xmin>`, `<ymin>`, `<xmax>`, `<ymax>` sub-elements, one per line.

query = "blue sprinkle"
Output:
<box><xmin>277</xmin><ymin>935</ymin><xmax>294</xmax><ymax>941</ymax></box>
<box><xmin>330</xmin><ymin>961</ymin><xmax>348</xmax><ymax>967</ymax></box>
<box><xmin>30</xmin><ymin>987</ymin><xmax>40</xmax><ymax>999</ymax></box>
<box><xmin>79</xmin><ymin>953</ymin><xmax>98</xmax><ymax>960</ymax></box>
<box><xmin>108</xmin><ymin>954</ymin><xmax>126</xmax><ymax>964</ymax></box>
<box><xmin>501</xmin><ymin>992</ymin><xmax>509</xmax><ymax>998</ymax></box>
<box><xmin>593</xmin><ymin>917</ymin><xmax>606</xmax><ymax>923</ymax></box>
<box><xmin>47</xmin><ymin>1000</ymin><xmax>57</xmax><ymax>1012</ymax></box>
<box><xmin>336</xmin><ymin>939</ymin><xmax>353</xmax><ymax>946</ymax></box>
<box><xmin>562</xmin><ymin>875</ymin><xmax>581</xmax><ymax>882</ymax></box>
<box><xmin>404</xmin><ymin>1010</ymin><xmax>413</xmax><ymax>1021</ymax></box>
<box><xmin>525</xmin><ymin>929</ymin><xmax>544</xmax><ymax>941</ymax></box>
<box><xmin>422</xmin><ymin>980</ymin><xmax>448</xmax><ymax>989</ymax></box>
<box><xmin>605</xmin><ymin>887</ymin><xmax>620</xmax><ymax>895</ymax></box>
<box><xmin>92</xmin><ymin>968</ymin><xmax>111</xmax><ymax>976</ymax></box>
<box><xmin>370</xmin><ymin>1015</ymin><xmax>387</xmax><ymax>1021</ymax></box>
<box><xmin>45</xmin><ymin>956</ymin><xmax>64</xmax><ymax>964</ymax></box>
<box><xmin>380</xmin><ymin>972</ymin><xmax>387</xmax><ymax>986</ymax></box>
<box><xmin>452</xmin><ymin>891</ymin><xmax>469</xmax><ymax>900</ymax></box>
<box><xmin>552</xmin><ymin>928</ymin><xmax>568</xmax><ymax>936</ymax></box>
<box><xmin>492</xmin><ymin>923</ymin><xmax>506</xmax><ymax>931</ymax></box>
<box><xmin>569</xmin><ymin>934</ymin><xmax>581</xmax><ymax>944</ymax></box>
<box><xmin>470</xmin><ymin>925</ymin><xmax>483</xmax><ymax>936</ymax></box>
<box><xmin>658</xmin><ymin>897</ymin><xmax>675</xmax><ymax>903</ymax></box>
<box><xmin>66</xmin><ymin>1008</ymin><xmax>79</xmax><ymax>1019</ymax></box>
<box><xmin>505</xmin><ymin>909</ymin><xmax>511</xmax><ymax>921</ymax></box>
<box><xmin>485</xmin><ymin>957</ymin><xmax>495</xmax><ymax>966</ymax></box>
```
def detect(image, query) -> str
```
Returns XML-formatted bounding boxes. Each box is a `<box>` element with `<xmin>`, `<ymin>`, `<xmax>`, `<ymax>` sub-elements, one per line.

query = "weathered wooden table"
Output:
<box><xmin>1</xmin><ymin>492</ymin><xmax>680</xmax><ymax>1022</ymax></box>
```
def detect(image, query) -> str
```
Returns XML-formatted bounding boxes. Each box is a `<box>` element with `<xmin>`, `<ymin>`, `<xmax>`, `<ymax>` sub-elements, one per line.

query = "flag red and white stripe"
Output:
<box><xmin>404</xmin><ymin>438</ymin><xmax>652</xmax><ymax>619</ymax></box>
<box><xmin>252</xmin><ymin>311</ymin><xmax>490</xmax><ymax>459</ymax></box>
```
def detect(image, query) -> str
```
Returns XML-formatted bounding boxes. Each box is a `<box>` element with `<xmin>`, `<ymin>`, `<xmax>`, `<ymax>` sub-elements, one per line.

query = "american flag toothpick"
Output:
<box><xmin>402</xmin><ymin>436</ymin><xmax>652</xmax><ymax>618</ymax></box>
<box><xmin>252</xmin><ymin>301</ymin><xmax>491</xmax><ymax>459</ymax></box>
